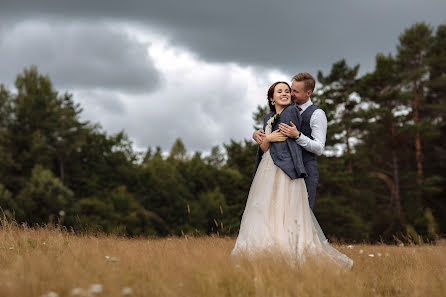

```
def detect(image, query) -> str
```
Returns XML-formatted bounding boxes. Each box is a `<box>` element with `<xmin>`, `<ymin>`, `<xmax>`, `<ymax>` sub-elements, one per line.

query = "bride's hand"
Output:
<box><xmin>253</xmin><ymin>129</ymin><xmax>266</xmax><ymax>145</ymax></box>
<box><xmin>266</xmin><ymin>130</ymin><xmax>287</xmax><ymax>143</ymax></box>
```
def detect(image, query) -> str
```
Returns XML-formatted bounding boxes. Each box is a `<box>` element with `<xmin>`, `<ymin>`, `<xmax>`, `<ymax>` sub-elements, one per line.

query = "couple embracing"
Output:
<box><xmin>231</xmin><ymin>73</ymin><xmax>353</xmax><ymax>268</ymax></box>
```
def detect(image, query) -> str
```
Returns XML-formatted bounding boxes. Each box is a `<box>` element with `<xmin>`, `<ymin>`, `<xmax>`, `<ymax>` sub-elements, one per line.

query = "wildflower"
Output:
<box><xmin>9</xmin><ymin>247</ymin><xmax>14</xmax><ymax>250</ymax></box>
<box><xmin>110</xmin><ymin>256</ymin><xmax>119</xmax><ymax>262</ymax></box>
<box><xmin>41</xmin><ymin>292</ymin><xmax>59</xmax><ymax>297</ymax></box>
<box><xmin>359</xmin><ymin>249</ymin><xmax>364</xmax><ymax>254</ymax></box>
<box><xmin>122</xmin><ymin>287</ymin><xmax>133</xmax><ymax>295</ymax></box>
<box><xmin>104</xmin><ymin>255</ymin><xmax>118</xmax><ymax>262</ymax></box>
<box><xmin>71</xmin><ymin>288</ymin><xmax>86</xmax><ymax>296</ymax></box>
<box><xmin>347</xmin><ymin>245</ymin><xmax>354</xmax><ymax>249</ymax></box>
<box><xmin>368</xmin><ymin>254</ymin><xmax>375</xmax><ymax>257</ymax></box>
<box><xmin>88</xmin><ymin>284</ymin><xmax>103</xmax><ymax>295</ymax></box>
<box><xmin>59</xmin><ymin>210</ymin><xmax>66</xmax><ymax>216</ymax></box>
<box><xmin>377</xmin><ymin>253</ymin><xmax>382</xmax><ymax>257</ymax></box>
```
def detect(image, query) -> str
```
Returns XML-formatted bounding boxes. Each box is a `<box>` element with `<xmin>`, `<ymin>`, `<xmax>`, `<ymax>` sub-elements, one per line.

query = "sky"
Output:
<box><xmin>0</xmin><ymin>0</ymin><xmax>445</xmax><ymax>154</ymax></box>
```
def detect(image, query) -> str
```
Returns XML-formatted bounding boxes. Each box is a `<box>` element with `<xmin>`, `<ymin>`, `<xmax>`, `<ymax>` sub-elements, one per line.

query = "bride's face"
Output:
<box><xmin>271</xmin><ymin>83</ymin><xmax>291</xmax><ymax>107</ymax></box>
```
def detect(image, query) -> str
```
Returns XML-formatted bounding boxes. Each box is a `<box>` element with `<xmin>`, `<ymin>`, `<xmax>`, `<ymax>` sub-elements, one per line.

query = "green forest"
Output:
<box><xmin>0</xmin><ymin>23</ymin><xmax>445</xmax><ymax>242</ymax></box>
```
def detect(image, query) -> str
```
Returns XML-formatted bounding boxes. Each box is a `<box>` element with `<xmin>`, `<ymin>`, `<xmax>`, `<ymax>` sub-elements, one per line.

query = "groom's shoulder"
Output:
<box><xmin>282</xmin><ymin>104</ymin><xmax>299</xmax><ymax>117</ymax></box>
<box><xmin>311</xmin><ymin>104</ymin><xmax>326</xmax><ymax>116</ymax></box>
<box><xmin>307</xmin><ymin>103</ymin><xmax>325</xmax><ymax>115</ymax></box>
<box><xmin>310</xmin><ymin>103</ymin><xmax>324</xmax><ymax>112</ymax></box>
<box><xmin>308</xmin><ymin>103</ymin><xmax>320</xmax><ymax>110</ymax></box>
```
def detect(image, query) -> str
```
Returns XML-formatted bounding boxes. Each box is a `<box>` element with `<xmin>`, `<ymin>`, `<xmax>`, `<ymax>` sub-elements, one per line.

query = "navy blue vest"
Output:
<box><xmin>300</xmin><ymin>104</ymin><xmax>320</xmax><ymax>163</ymax></box>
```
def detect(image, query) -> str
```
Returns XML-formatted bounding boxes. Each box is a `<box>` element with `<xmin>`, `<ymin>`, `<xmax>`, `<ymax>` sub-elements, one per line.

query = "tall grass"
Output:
<box><xmin>0</xmin><ymin>218</ymin><xmax>445</xmax><ymax>297</ymax></box>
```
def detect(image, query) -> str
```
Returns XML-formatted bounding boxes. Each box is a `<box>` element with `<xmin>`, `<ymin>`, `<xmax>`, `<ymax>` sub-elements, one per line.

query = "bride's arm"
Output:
<box><xmin>260</xmin><ymin>137</ymin><xmax>270</xmax><ymax>152</ymax></box>
<box><xmin>260</xmin><ymin>130</ymin><xmax>287</xmax><ymax>152</ymax></box>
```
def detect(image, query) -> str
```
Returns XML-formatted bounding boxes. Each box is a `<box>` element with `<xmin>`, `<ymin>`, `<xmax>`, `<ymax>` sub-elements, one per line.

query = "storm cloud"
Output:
<box><xmin>0</xmin><ymin>0</ymin><xmax>445</xmax><ymax>153</ymax></box>
<box><xmin>0</xmin><ymin>20</ymin><xmax>160</xmax><ymax>92</ymax></box>
<box><xmin>2</xmin><ymin>0</ymin><xmax>445</xmax><ymax>74</ymax></box>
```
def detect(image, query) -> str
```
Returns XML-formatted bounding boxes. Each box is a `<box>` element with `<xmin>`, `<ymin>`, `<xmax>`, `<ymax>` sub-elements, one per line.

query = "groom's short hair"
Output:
<box><xmin>292</xmin><ymin>73</ymin><xmax>315</xmax><ymax>92</ymax></box>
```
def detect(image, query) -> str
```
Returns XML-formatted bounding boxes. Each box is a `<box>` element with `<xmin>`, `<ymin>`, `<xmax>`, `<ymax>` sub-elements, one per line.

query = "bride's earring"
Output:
<box><xmin>271</xmin><ymin>100</ymin><xmax>275</xmax><ymax>105</ymax></box>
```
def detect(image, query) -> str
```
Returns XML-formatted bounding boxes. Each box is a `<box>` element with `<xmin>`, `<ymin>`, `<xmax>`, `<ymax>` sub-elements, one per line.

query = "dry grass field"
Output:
<box><xmin>0</xmin><ymin>219</ymin><xmax>445</xmax><ymax>297</ymax></box>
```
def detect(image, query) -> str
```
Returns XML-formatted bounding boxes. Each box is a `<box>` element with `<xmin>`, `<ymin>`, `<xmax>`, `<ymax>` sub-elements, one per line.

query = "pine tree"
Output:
<box><xmin>358</xmin><ymin>54</ymin><xmax>409</xmax><ymax>235</ymax></box>
<box><xmin>397</xmin><ymin>23</ymin><xmax>434</xmax><ymax>207</ymax></box>
<box><xmin>317</xmin><ymin>59</ymin><xmax>361</xmax><ymax>172</ymax></box>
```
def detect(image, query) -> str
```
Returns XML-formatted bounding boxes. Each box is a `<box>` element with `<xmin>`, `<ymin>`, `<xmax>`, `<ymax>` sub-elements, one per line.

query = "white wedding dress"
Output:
<box><xmin>231</xmin><ymin>117</ymin><xmax>353</xmax><ymax>269</ymax></box>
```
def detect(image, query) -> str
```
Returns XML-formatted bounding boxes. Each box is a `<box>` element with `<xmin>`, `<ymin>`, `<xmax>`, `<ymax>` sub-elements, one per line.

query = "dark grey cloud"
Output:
<box><xmin>0</xmin><ymin>20</ymin><xmax>160</xmax><ymax>93</ymax></box>
<box><xmin>1</xmin><ymin>0</ymin><xmax>445</xmax><ymax>153</ymax></box>
<box><xmin>75</xmin><ymin>89</ymin><xmax>127</xmax><ymax>116</ymax></box>
<box><xmin>1</xmin><ymin>0</ymin><xmax>445</xmax><ymax>77</ymax></box>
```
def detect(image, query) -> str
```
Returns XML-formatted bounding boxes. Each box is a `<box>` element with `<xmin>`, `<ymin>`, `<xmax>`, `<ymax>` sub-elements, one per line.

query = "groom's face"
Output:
<box><xmin>291</xmin><ymin>81</ymin><xmax>312</xmax><ymax>105</ymax></box>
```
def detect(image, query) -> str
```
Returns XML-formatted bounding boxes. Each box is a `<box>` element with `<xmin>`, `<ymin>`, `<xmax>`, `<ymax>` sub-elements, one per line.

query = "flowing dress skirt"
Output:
<box><xmin>231</xmin><ymin>149</ymin><xmax>353</xmax><ymax>268</ymax></box>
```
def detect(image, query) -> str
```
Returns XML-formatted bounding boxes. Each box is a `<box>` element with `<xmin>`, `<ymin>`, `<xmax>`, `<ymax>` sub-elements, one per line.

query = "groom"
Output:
<box><xmin>253</xmin><ymin>73</ymin><xmax>327</xmax><ymax>210</ymax></box>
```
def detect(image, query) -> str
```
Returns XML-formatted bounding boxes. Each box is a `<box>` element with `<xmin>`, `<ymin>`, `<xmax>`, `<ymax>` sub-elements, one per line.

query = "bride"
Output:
<box><xmin>231</xmin><ymin>81</ymin><xmax>353</xmax><ymax>268</ymax></box>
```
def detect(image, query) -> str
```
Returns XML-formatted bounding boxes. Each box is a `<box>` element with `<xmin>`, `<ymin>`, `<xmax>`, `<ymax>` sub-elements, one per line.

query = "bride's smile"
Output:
<box><xmin>271</xmin><ymin>83</ymin><xmax>291</xmax><ymax>112</ymax></box>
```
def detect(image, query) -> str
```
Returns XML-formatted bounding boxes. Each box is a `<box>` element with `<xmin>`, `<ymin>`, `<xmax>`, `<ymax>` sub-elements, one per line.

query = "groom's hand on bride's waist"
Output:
<box><xmin>253</xmin><ymin>129</ymin><xmax>266</xmax><ymax>145</ymax></box>
<box><xmin>279</xmin><ymin>122</ymin><xmax>300</xmax><ymax>139</ymax></box>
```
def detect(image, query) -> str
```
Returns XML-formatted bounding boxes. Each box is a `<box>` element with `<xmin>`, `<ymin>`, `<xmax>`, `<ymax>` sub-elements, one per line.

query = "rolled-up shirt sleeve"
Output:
<box><xmin>295</xmin><ymin>109</ymin><xmax>327</xmax><ymax>156</ymax></box>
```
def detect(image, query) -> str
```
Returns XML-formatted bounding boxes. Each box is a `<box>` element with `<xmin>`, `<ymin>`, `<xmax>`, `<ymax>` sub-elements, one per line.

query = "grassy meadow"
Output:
<box><xmin>0</xmin><ymin>219</ymin><xmax>445</xmax><ymax>297</ymax></box>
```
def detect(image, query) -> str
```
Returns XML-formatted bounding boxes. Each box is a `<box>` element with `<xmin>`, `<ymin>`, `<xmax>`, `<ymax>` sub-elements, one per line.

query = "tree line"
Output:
<box><xmin>1</xmin><ymin>22</ymin><xmax>445</xmax><ymax>242</ymax></box>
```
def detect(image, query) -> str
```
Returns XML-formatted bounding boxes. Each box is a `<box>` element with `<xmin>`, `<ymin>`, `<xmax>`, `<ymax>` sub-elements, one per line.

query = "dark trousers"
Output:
<box><xmin>303</xmin><ymin>160</ymin><xmax>319</xmax><ymax>210</ymax></box>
